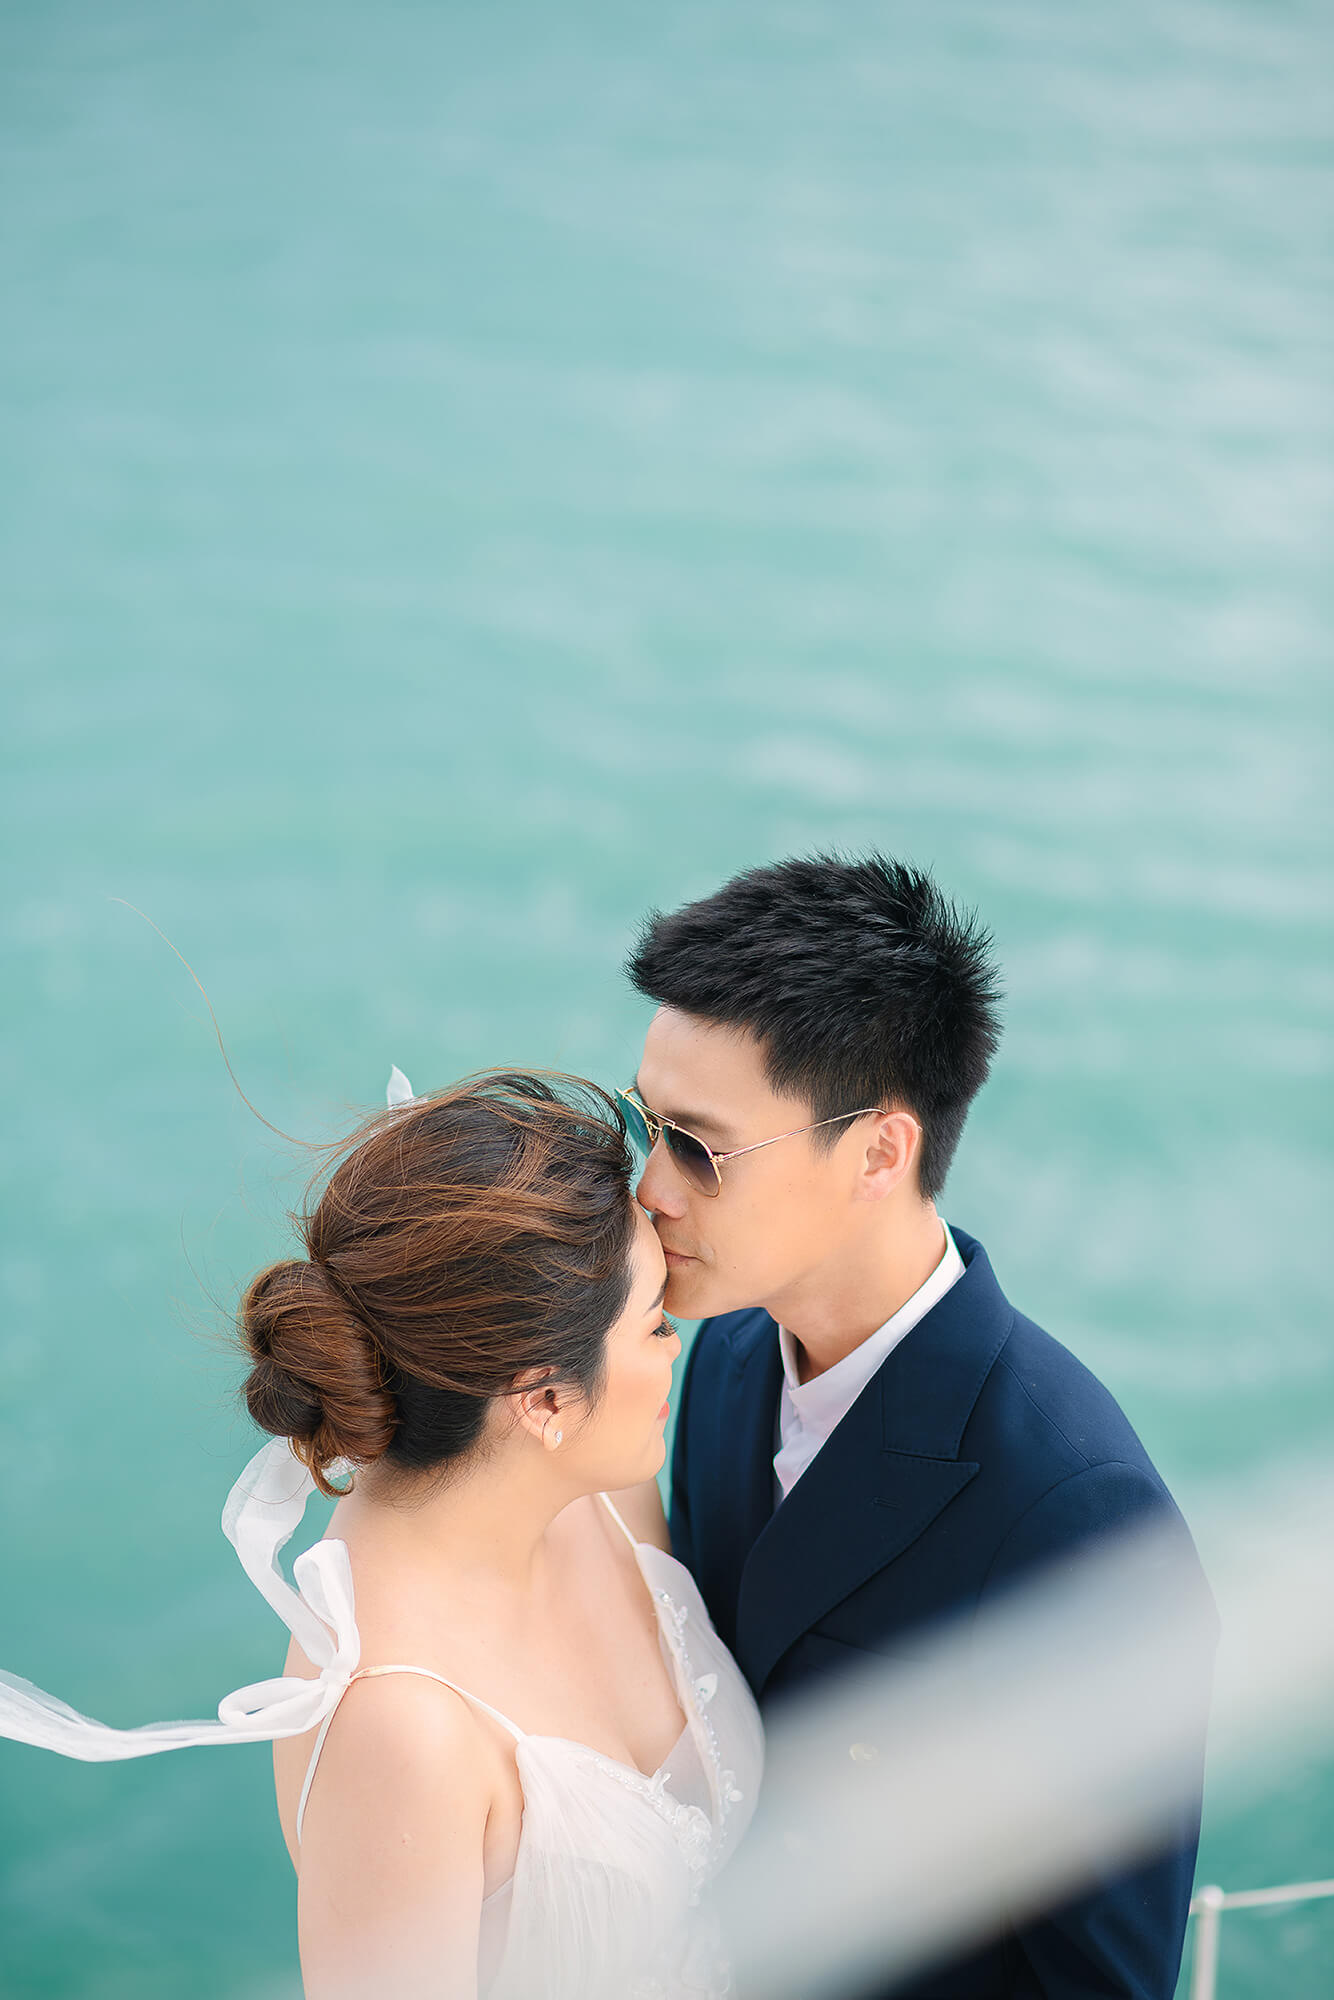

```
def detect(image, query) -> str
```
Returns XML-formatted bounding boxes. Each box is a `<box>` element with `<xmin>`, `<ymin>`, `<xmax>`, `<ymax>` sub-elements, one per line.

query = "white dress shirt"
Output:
<box><xmin>772</xmin><ymin>1222</ymin><xmax>965</xmax><ymax>1506</ymax></box>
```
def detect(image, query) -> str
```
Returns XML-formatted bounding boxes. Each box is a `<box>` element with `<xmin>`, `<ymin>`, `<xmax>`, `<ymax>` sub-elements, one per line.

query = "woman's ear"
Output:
<box><xmin>510</xmin><ymin>1372</ymin><xmax>571</xmax><ymax>1451</ymax></box>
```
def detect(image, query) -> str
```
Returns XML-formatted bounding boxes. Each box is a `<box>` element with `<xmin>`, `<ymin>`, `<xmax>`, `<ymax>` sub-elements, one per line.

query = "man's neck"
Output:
<box><xmin>771</xmin><ymin>1204</ymin><xmax>949</xmax><ymax>1385</ymax></box>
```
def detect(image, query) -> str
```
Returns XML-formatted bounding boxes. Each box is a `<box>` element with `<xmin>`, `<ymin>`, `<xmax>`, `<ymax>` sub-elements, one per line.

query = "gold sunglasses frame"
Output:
<box><xmin>617</xmin><ymin>1086</ymin><xmax>889</xmax><ymax>1197</ymax></box>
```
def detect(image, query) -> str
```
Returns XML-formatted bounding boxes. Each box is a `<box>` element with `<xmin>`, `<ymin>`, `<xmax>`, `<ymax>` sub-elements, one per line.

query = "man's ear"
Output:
<box><xmin>857</xmin><ymin>1111</ymin><xmax>923</xmax><ymax>1202</ymax></box>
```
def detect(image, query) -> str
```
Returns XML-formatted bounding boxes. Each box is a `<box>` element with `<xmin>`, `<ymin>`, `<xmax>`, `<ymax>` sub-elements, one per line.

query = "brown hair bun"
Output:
<box><xmin>240</xmin><ymin>1258</ymin><xmax>396</xmax><ymax>1489</ymax></box>
<box><xmin>236</xmin><ymin>1072</ymin><xmax>636</xmax><ymax>1498</ymax></box>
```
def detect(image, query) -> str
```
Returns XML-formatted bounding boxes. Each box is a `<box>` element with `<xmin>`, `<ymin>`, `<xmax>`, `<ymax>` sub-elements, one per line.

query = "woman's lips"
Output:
<box><xmin>658</xmin><ymin>1399</ymin><xmax>671</xmax><ymax>1420</ymax></box>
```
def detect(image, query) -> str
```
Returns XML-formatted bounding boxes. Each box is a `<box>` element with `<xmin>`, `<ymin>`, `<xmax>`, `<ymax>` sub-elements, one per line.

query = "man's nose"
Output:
<box><xmin>635</xmin><ymin>1143</ymin><xmax>688</xmax><ymax>1219</ymax></box>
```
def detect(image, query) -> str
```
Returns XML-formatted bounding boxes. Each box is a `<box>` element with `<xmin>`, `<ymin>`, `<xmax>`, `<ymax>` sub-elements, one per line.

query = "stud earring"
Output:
<box><xmin>554</xmin><ymin>1430</ymin><xmax>563</xmax><ymax>1446</ymax></box>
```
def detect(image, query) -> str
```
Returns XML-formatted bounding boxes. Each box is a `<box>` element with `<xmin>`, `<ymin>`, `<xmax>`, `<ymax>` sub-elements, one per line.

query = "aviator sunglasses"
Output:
<box><xmin>616</xmin><ymin>1085</ymin><xmax>888</xmax><ymax>1198</ymax></box>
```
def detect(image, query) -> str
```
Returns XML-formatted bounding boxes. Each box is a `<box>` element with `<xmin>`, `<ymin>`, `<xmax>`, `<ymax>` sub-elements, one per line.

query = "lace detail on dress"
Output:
<box><xmin>582</xmin><ymin>1749</ymin><xmax>714</xmax><ymax>1900</ymax></box>
<box><xmin>653</xmin><ymin>1586</ymin><xmax>747</xmax><ymax>1861</ymax></box>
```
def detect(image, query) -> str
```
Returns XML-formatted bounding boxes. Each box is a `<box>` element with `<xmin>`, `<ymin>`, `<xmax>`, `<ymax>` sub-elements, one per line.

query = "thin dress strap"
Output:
<box><xmin>295</xmin><ymin>1665</ymin><xmax>526</xmax><ymax>1846</ymax></box>
<box><xmin>598</xmin><ymin>1492</ymin><xmax>640</xmax><ymax>1550</ymax></box>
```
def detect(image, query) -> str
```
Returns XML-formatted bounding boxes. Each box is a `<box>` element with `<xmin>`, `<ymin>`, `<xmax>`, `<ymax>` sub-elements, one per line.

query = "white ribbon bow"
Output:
<box><xmin>0</xmin><ymin>1438</ymin><xmax>361</xmax><ymax>1762</ymax></box>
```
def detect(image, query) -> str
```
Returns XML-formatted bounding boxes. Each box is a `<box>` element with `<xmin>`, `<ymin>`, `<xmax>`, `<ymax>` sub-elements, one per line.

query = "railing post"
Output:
<box><xmin>1190</xmin><ymin>1884</ymin><xmax>1225</xmax><ymax>2000</ymax></box>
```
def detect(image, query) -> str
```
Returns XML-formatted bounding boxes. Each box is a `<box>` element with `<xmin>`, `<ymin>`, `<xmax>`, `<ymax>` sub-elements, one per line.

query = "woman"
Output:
<box><xmin>0</xmin><ymin>1070</ymin><xmax>763</xmax><ymax>1998</ymax></box>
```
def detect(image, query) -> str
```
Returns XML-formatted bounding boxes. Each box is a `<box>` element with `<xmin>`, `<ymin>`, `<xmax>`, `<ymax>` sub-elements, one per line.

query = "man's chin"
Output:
<box><xmin>664</xmin><ymin>1260</ymin><xmax>746</xmax><ymax>1321</ymax></box>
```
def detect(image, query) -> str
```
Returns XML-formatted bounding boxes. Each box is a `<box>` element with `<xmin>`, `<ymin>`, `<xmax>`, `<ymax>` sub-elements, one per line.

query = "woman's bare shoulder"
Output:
<box><xmin>273</xmin><ymin>1636</ymin><xmax>496</xmax><ymax>1864</ymax></box>
<box><xmin>295</xmin><ymin>1668</ymin><xmax>496</xmax><ymax>2000</ymax></box>
<box><xmin>328</xmin><ymin>1667</ymin><xmax>501</xmax><ymax>1840</ymax></box>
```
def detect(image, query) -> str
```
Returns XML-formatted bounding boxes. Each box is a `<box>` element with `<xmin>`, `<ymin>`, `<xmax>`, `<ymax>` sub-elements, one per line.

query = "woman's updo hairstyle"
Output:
<box><xmin>240</xmin><ymin>1072</ymin><xmax>637</xmax><ymax>1495</ymax></box>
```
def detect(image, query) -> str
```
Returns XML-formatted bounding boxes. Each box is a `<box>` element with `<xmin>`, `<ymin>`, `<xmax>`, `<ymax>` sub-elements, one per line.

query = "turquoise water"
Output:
<box><xmin>1</xmin><ymin>2</ymin><xmax>1330</xmax><ymax>1994</ymax></box>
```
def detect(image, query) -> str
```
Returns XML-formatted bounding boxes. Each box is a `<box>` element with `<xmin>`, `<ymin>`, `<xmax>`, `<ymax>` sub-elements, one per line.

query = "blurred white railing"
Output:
<box><xmin>1188</xmin><ymin>1878</ymin><xmax>1334</xmax><ymax>2000</ymax></box>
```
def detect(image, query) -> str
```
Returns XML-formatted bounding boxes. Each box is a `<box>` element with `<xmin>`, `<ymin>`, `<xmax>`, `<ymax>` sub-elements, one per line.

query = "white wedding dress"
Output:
<box><xmin>0</xmin><ymin>1437</ymin><xmax>764</xmax><ymax>1999</ymax></box>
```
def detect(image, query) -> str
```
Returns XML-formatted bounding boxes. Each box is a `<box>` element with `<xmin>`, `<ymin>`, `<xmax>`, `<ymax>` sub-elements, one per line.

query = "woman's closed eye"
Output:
<box><xmin>652</xmin><ymin>1317</ymin><xmax>678</xmax><ymax>1340</ymax></box>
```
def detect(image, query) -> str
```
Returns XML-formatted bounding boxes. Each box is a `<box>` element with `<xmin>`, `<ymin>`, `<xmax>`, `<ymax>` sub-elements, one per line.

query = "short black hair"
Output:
<box><xmin>626</xmin><ymin>854</ymin><xmax>1003</xmax><ymax>1201</ymax></box>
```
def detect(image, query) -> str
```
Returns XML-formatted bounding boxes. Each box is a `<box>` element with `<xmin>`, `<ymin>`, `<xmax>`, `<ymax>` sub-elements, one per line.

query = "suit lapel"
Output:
<box><xmin>705</xmin><ymin>1311</ymin><xmax>784</xmax><ymax>1652</ymax></box>
<box><xmin>731</xmin><ymin>1228</ymin><xmax>1011</xmax><ymax>1698</ymax></box>
<box><xmin>734</xmin><ymin>1384</ymin><xmax>979</xmax><ymax>1695</ymax></box>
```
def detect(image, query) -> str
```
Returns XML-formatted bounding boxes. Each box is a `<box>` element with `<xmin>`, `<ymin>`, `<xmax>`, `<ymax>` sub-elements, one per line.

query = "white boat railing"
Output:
<box><xmin>1188</xmin><ymin>1878</ymin><xmax>1334</xmax><ymax>2000</ymax></box>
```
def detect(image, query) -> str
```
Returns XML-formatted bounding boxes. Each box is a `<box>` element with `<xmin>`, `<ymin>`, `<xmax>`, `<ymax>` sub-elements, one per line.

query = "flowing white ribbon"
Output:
<box><xmin>0</xmin><ymin>1437</ymin><xmax>361</xmax><ymax>1761</ymax></box>
<box><xmin>0</xmin><ymin>1065</ymin><xmax>419</xmax><ymax>1764</ymax></box>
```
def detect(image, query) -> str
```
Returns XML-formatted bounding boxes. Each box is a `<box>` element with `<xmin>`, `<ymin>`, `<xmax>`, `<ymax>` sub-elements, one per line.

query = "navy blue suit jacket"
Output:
<box><xmin>669</xmin><ymin>1227</ymin><xmax>1213</xmax><ymax>2000</ymax></box>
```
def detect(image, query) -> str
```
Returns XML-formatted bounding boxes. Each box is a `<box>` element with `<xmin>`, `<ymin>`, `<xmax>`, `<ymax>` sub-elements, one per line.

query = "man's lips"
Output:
<box><xmin>662</xmin><ymin>1248</ymin><xmax>697</xmax><ymax>1268</ymax></box>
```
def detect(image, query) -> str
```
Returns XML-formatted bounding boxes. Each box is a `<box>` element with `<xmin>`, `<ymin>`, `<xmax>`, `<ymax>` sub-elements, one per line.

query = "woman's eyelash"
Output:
<box><xmin>652</xmin><ymin>1316</ymin><xmax>678</xmax><ymax>1339</ymax></box>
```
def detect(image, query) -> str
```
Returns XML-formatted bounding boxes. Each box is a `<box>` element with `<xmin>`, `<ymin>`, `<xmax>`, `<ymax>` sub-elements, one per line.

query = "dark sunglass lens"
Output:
<box><xmin>620</xmin><ymin>1094</ymin><xmax>653</xmax><ymax>1155</ymax></box>
<box><xmin>665</xmin><ymin>1126</ymin><xmax>719</xmax><ymax>1195</ymax></box>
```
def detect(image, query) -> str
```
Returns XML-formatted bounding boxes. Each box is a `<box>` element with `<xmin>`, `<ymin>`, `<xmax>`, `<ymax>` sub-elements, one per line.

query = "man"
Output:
<box><xmin>623</xmin><ymin>853</ymin><xmax>1212</xmax><ymax>2000</ymax></box>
